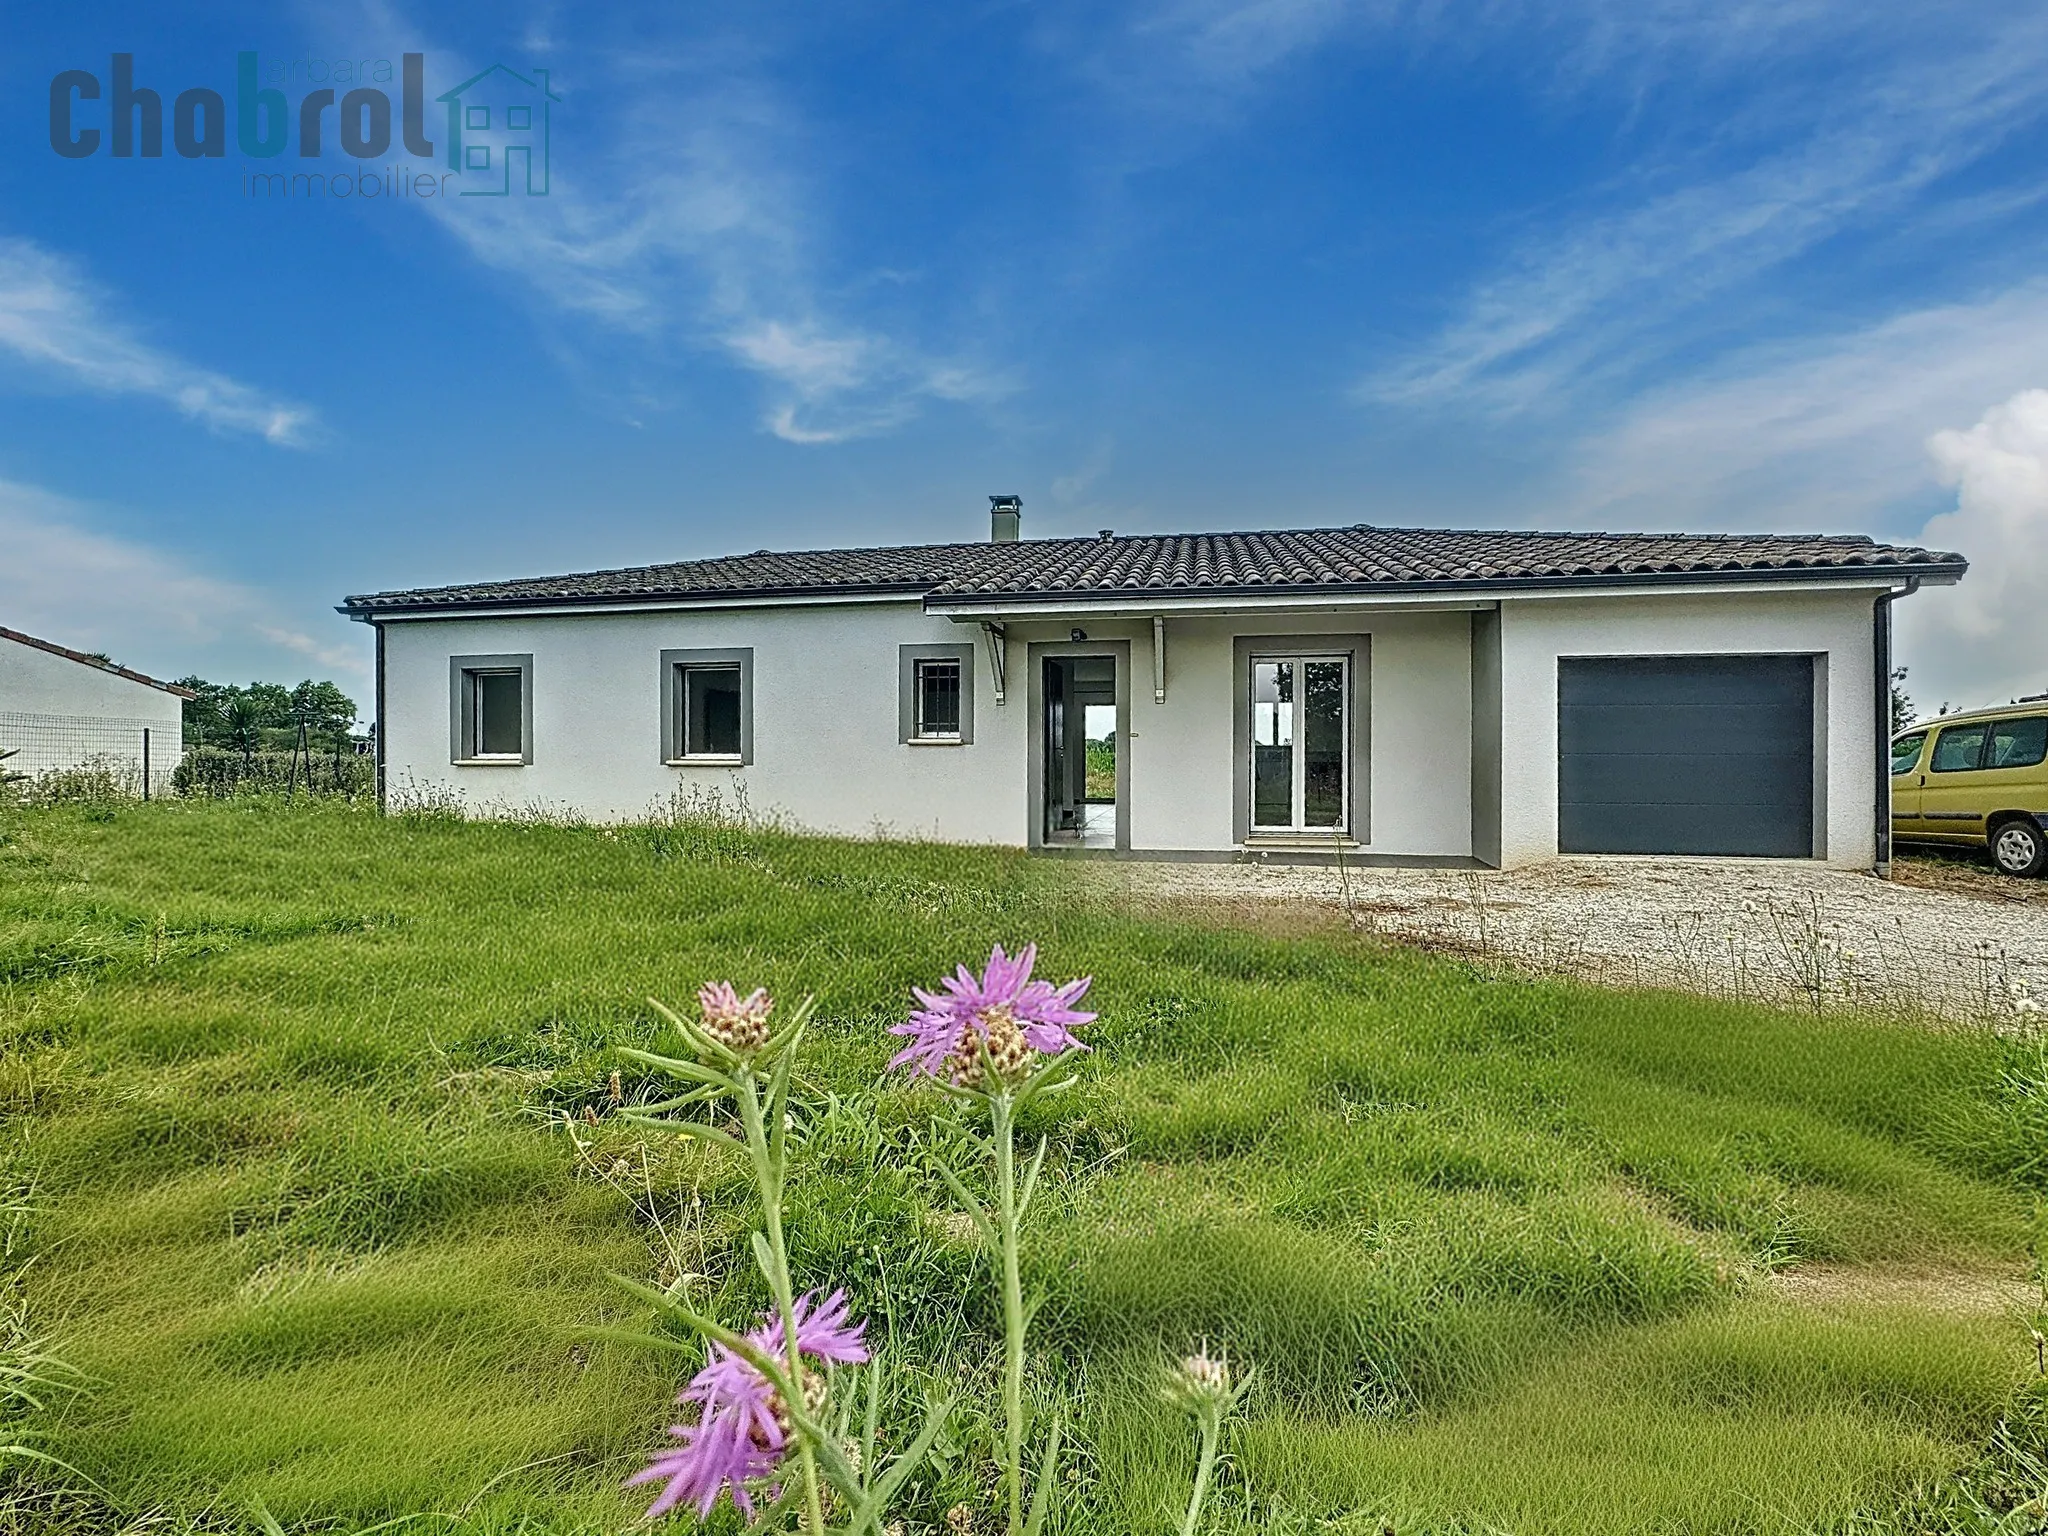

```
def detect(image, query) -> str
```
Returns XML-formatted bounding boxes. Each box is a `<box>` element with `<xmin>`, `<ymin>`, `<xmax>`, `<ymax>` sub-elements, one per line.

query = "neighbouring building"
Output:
<box><xmin>0</xmin><ymin>626</ymin><xmax>190</xmax><ymax>795</ymax></box>
<box><xmin>340</xmin><ymin>503</ymin><xmax>1965</xmax><ymax>870</ymax></box>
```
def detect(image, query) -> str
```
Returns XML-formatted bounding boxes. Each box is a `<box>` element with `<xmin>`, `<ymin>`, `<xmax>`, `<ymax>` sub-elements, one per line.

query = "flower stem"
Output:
<box><xmin>992</xmin><ymin>1093</ymin><xmax>1026</xmax><ymax>1536</ymax></box>
<box><xmin>1179</xmin><ymin>1406</ymin><xmax>1221</xmax><ymax>1536</ymax></box>
<box><xmin>737</xmin><ymin>1074</ymin><xmax>828</xmax><ymax>1536</ymax></box>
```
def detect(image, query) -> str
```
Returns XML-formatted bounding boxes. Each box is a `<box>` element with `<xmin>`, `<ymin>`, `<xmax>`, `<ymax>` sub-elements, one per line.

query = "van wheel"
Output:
<box><xmin>1990</xmin><ymin>817</ymin><xmax>2047</xmax><ymax>878</ymax></box>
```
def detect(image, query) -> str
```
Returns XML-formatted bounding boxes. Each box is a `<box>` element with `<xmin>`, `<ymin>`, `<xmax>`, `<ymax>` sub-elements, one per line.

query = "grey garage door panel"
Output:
<box><xmin>1562</xmin><ymin>753</ymin><xmax>1809</xmax><ymax>807</ymax></box>
<box><xmin>1563</xmin><ymin>658</ymin><xmax>1813</xmax><ymax>705</ymax></box>
<box><xmin>1559</xmin><ymin>800</ymin><xmax>1814</xmax><ymax>857</ymax></box>
<box><xmin>1558</xmin><ymin>655</ymin><xmax>1815</xmax><ymax>858</ymax></box>
<box><xmin>1558</xmin><ymin>704</ymin><xmax>1809</xmax><ymax>755</ymax></box>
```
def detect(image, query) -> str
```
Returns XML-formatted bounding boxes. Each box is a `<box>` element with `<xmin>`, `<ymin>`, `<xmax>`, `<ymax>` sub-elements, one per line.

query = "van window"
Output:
<box><xmin>1987</xmin><ymin>716</ymin><xmax>2048</xmax><ymax>770</ymax></box>
<box><xmin>1890</xmin><ymin>732</ymin><xmax>1926</xmax><ymax>775</ymax></box>
<box><xmin>1929</xmin><ymin>723</ymin><xmax>1989</xmax><ymax>773</ymax></box>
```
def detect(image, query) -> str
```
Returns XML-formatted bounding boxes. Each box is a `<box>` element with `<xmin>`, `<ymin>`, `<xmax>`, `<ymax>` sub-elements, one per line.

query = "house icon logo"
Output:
<box><xmin>436</xmin><ymin>64</ymin><xmax>557</xmax><ymax>196</ymax></box>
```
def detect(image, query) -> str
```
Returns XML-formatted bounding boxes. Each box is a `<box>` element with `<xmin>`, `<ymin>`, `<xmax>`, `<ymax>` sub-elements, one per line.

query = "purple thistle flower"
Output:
<box><xmin>629</xmin><ymin>1289</ymin><xmax>870</xmax><ymax>1521</ymax></box>
<box><xmin>889</xmin><ymin>944</ymin><xmax>1094</xmax><ymax>1088</ymax></box>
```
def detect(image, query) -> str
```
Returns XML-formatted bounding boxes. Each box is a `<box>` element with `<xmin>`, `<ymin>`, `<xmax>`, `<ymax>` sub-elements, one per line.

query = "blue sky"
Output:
<box><xmin>5</xmin><ymin>1</ymin><xmax>2047</xmax><ymax>714</ymax></box>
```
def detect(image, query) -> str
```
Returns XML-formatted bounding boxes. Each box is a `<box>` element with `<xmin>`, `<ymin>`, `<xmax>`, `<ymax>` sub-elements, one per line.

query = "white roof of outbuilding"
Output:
<box><xmin>0</xmin><ymin>626</ymin><xmax>195</xmax><ymax>698</ymax></box>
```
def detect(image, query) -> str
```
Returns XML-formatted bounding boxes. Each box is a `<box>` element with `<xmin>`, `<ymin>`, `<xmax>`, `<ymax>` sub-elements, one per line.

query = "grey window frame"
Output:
<box><xmin>449</xmin><ymin>653</ymin><xmax>533</xmax><ymax>765</ymax></box>
<box><xmin>898</xmin><ymin>643</ymin><xmax>975</xmax><ymax>745</ymax></box>
<box><xmin>660</xmin><ymin>647</ymin><xmax>754</xmax><ymax>765</ymax></box>
<box><xmin>1232</xmin><ymin>634</ymin><xmax>1370</xmax><ymax>844</ymax></box>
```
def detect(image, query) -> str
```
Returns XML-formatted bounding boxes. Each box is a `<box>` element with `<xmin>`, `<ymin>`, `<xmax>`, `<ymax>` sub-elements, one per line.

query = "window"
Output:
<box><xmin>474</xmin><ymin>672</ymin><xmax>523</xmax><ymax>756</ymax></box>
<box><xmin>898</xmin><ymin>644</ymin><xmax>975</xmax><ymax>745</ymax></box>
<box><xmin>659</xmin><ymin>648</ymin><xmax>753</xmax><ymax>764</ymax></box>
<box><xmin>1987</xmin><ymin>716</ymin><xmax>2048</xmax><ymax>770</ymax></box>
<box><xmin>449</xmin><ymin>654</ymin><xmax>532</xmax><ymax>764</ymax></box>
<box><xmin>915</xmin><ymin>659</ymin><xmax>962</xmax><ymax>739</ymax></box>
<box><xmin>678</xmin><ymin>665</ymin><xmax>743</xmax><ymax>758</ymax></box>
<box><xmin>1929</xmin><ymin>722</ymin><xmax>1989</xmax><ymax>773</ymax></box>
<box><xmin>1890</xmin><ymin>732</ymin><xmax>1927</xmax><ymax>776</ymax></box>
<box><xmin>1250</xmin><ymin>655</ymin><xmax>1348</xmax><ymax>830</ymax></box>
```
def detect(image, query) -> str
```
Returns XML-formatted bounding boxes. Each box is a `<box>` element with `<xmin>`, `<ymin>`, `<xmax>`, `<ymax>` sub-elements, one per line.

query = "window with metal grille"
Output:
<box><xmin>915</xmin><ymin>658</ymin><xmax>962</xmax><ymax>739</ymax></box>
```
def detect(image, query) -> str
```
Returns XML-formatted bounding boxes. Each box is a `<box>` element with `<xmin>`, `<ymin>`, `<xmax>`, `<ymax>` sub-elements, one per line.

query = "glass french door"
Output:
<box><xmin>1251</xmin><ymin>656</ymin><xmax>1348</xmax><ymax>831</ymax></box>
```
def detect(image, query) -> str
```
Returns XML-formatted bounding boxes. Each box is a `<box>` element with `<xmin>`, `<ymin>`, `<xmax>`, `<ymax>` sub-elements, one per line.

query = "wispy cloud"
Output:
<box><xmin>1561</xmin><ymin>279</ymin><xmax>2048</xmax><ymax>530</ymax></box>
<box><xmin>0</xmin><ymin>238</ymin><xmax>320</xmax><ymax>446</ymax></box>
<box><xmin>414</xmin><ymin>73</ymin><xmax>1008</xmax><ymax>444</ymax></box>
<box><xmin>1360</xmin><ymin>7</ymin><xmax>2048</xmax><ymax>409</ymax></box>
<box><xmin>302</xmin><ymin>1</ymin><xmax>1005</xmax><ymax>445</ymax></box>
<box><xmin>0</xmin><ymin>479</ymin><xmax>363</xmax><ymax>678</ymax></box>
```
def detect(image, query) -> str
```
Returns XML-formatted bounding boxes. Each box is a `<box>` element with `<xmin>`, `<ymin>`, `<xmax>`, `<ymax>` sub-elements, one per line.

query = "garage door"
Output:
<box><xmin>1558</xmin><ymin>655</ymin><xmax>1814</xmax><ymax>857</ymax></box>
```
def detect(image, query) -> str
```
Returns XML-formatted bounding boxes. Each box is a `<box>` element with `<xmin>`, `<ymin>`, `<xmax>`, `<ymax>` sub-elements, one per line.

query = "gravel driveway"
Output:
<box><xmin>1103</xmin><ymin>853</ymin><xmax>2047</xmax><ymax>1025</ymax></box>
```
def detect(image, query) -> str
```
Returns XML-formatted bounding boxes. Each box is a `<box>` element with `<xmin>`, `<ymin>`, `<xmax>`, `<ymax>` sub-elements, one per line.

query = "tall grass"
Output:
<box><xmin>0</xmin><ymin>799</ymin><xmax>2040</xmax><ymax>1533</ymax></box>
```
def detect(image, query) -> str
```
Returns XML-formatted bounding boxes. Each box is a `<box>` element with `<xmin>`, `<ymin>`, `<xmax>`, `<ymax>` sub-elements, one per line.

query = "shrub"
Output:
<box><xmin>171</xmin><ymin>746</ymin><xmax>373</xmax><ymax>800</ymax></box>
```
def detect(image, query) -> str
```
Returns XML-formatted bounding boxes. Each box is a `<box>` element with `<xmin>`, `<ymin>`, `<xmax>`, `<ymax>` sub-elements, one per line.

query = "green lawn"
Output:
<box><xmin>0</xmin><ymin>799</ymin><xmax>2042</xmax><ymax>1534</ymax></box>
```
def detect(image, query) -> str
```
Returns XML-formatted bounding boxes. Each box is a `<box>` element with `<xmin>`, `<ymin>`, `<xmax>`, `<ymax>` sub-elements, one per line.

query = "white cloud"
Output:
<box><xmin>1896</xmin><ymin>391</ymin><xmax>2048</xmax><ymax>712</ymax></box>
<box><xmin>0</xmin><ymin>479</ymin><xmax>364</xmax><ymax>680</ymax></box>
<box><xmin>1356</xmin><ymin>8</ymin><xmax>2048</xmax><ymax>409</ymax></box>
<box><xmin>316</xmin><ymin>18</ymin><xmax>1008</xmax><ymax>445</ymax></box>
<box><xmin>1562</xmin><ymin>281</ymin><xmax>2048</xmax><ymax>530</ymax></box>
<box><xmin>0</xmin><ymin>238</ymin><xmax>319</xmax><ymax>447</ymax></box>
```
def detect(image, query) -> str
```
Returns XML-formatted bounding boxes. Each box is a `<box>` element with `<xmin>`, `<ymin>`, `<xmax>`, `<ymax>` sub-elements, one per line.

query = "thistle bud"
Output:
<box><xmin>697</xmin><ymin>981</ymin><xmax>774</xmax><ymax>1053</ymax></box>
<box><xmin>1164</xmin><ymin>1341</ymin><xmax>1243</xmax><ymax>1417</ymax></box>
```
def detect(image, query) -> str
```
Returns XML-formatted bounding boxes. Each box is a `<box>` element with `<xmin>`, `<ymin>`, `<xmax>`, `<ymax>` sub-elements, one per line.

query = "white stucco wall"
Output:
<box><xmin>381</xmin><ymin>602</ymin><xmax>1031</xmax><ymax>839</ymax></box>
<box><xmin>0</xmin><ymin>633</ymin><xmax>185</xmax><ymax>784</ymax></box>
<box><xmin>1052</xmin><ymin>610</ymin><xmax>1473</xmax><ymax>855</ymax></box>
<box><xmin>381</xmin><ymin>603</ymin><xmax>1477</xmax><ymax>854</ymax></box>
<box><xmin>1493</xmin><ymin>588</ymin><xmax>1882</xmax><ymax>869</ymax></box>
<box><xmin>379</xmin><ymin>585</ymin><xmax>1887</xmax><ymax>865</ymax></box>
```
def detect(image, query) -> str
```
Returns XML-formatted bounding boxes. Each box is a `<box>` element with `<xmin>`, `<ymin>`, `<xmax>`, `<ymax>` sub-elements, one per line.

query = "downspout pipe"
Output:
<box><xmin>373</xmin><ymin>620</ymin><xmax>388</xmax><ymax>814</ymax></box>
<box><xmin>1871</xmin><ymin>577</ymin><xmax>1919</xmax><ymax>878</ymax></box>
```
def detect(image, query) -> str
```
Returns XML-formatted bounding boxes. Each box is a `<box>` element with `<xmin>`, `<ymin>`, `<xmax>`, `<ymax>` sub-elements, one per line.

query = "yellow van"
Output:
<box><xmin>1891</xmin><ymin>700</ymin><xmax>2048</xmax><ymax>877</ymax></box>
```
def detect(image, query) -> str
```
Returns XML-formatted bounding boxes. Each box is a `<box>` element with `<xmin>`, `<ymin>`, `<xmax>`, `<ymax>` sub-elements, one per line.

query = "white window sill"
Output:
<box><xmin>1243</xmin><ymin>830</ymin><xmax>1360</xmax><ymax>847</ymax></box>
<box><xmin>453</xmin><ymin>757</ymin><xmax>526</xmax><ymax>767</ymax></box>
<box><xmin>907</xmin><ymin>735</ymin><xmax>965</xmax><ymax>747</ymax></box>
<box><xmin>666</xmin><ymin>756</ymin><xmax>745</xmax><ymax>767</ymax></box>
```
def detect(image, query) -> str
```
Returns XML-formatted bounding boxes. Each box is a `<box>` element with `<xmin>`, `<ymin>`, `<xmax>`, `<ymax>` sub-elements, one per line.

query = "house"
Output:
<box><xmin>436</xmin><ymin>64</ymin><xmax>557</xmax><ymax>196</ymax></box>
<box><xmin>339</xmin><ymin>504</ymin><xmax>1965</xmax><ymax>870</ymax></box>
<box><xmin>0</xmin><ymin>626</ymin><xmax>190</xmax><ymax>795</ymax></box>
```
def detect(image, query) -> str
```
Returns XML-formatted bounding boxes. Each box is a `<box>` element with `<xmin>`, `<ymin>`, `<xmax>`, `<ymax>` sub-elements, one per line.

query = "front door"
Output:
<box><xmin>1043</xmin><ymin>659</ymin><xmax>1079</xmax><ymax>835</ymax></box>
<box><xmin>1042</xmin><ymin>654</ymin><xmax>1117</xmax><ymax>846</ymax></box>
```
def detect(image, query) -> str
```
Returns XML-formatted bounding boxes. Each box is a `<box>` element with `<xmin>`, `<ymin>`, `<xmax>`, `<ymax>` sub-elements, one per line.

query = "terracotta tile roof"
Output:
<box><xmin>0</xmin><ymin>625</ymin><xmax>196</xmax><ymax>697</ymax></box>
<box><xmin>340</xmin><ymin>524</ymin><xmax>1965</xmax><ymax>615</ymax></box>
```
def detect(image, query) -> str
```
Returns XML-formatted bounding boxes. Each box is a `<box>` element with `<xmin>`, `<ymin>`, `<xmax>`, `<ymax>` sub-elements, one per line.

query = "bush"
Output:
<box><xmin>14</xmin><ymin>756</ymin><xmax>137</xmax><ymax>807</ymax></box>
<box><xmin>171</xmin><ymin>746</ymin><xmax>374</xmax><ymax>800</ymax></box>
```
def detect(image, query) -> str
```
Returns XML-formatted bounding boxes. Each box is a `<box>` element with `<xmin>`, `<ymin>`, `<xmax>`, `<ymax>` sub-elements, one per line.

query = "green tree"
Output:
<box><xmin>242</xmin><ymin>683</ymin><xmax>293</xmax><ymax>728</ymax></box>
<box><xmin>174</xmin><ymin>677</ymin><xmax>235</xmax><ymax>746</ymax></box>
<box><xmin>221</xmin><ymin>696</ymin><xmax>268</xmax><ymax>766</ymax></box>
<box><xmin>288</xmin><ymin>680</ymin><xmax>357</xmax><ymax>740</ymax></box>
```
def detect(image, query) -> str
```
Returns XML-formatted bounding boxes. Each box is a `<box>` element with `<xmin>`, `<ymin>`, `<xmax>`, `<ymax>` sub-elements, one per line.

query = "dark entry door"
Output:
<box><xmin>1558</xmin><ymin>655</ymin><xmax>1814</xmax><ymax>857</ymax></box>
<box><xmin>1043</xmin><ymin>659</ymin><xmax>1079</xmax><ymax>835</ymax></box>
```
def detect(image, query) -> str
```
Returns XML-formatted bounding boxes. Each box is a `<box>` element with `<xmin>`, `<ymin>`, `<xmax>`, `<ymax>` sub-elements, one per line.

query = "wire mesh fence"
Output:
<box><xmin>0</xmin><ymin>711</ymin><xmax>183</xmax><ymax>799</ymax></box>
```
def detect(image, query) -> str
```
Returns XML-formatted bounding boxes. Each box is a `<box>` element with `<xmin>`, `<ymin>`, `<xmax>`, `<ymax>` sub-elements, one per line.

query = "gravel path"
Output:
<box><xmin>1101</xmin><ymin>855</ymin><xmax>2048</xmax><ymax>1025</ymax></box>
